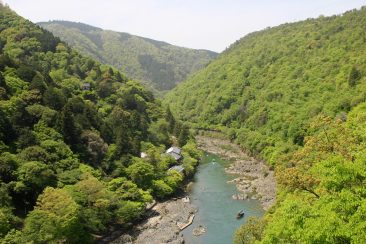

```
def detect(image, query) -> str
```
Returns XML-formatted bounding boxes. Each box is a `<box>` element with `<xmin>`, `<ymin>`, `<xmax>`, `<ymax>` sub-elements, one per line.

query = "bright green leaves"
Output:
<box><xmin>23</xmin><ymin>187</ymin><xmax>85</xmax><ymax>243</ymax></box>
<box><xmin>126</xmin><ymin>160</ymin><xmax>154</xmax><ymax>189</ymax></box>
<box><xmin>234</xmin><ymin>217</ymin><xmax>265</xmax><ymax>244</ymax></box>
<box><xmin>15</xmin><ymin>161</ymin><xmax>56</xmax><ymax>193</ymax></box>
<box><xmin>262</xmin><ymin>191</ymin><xmax>366</xmax><ymax>243</ymax></box>
<box><xmin>0</xmin><ymin>4</ymin><xmax>199</xmax><ymax>242</ymax></box>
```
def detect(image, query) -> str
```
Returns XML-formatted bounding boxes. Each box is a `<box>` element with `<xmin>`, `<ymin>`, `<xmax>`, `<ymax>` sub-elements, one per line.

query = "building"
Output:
<box><xmin>140</xmin><ymin>152</ymin><xmax>148</xmax><ymax>159</ymax></box>
<box><xmin>82</xmin><ymin>82</ymin><xmax>91</xmax><ymax>91</ymax></box>
<box><xmin>166</xmin><ymin>146</ymin><xmax>182</xmax><ymax>161</ymax></box>
<box><xmin>168</xmin><ymin>165</ymin><xmax>184</xmax><ymax>174</ymax></box>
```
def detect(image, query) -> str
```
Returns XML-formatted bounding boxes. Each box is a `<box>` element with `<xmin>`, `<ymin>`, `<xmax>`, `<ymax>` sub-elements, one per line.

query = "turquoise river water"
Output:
<box><xmin>182</xmin><ymin>152</ymin><xmax>264</xmax><ymax>244</ymax></box>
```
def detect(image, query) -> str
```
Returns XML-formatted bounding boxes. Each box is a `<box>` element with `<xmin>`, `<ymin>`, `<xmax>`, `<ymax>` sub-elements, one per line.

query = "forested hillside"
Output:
<box><xmin>38</xmin><ymin>21</ymin><xmax>217</xmax><ymax>94</ymax></box>
<box><xmin>166</xmin><ymin>7</ymin><xmax>366</xmax><ymax>243</ymax></box>
<box><xmin>0</xmin><ymin>5</ymin><xmax>199</xmax><ymax>243</ymax></box>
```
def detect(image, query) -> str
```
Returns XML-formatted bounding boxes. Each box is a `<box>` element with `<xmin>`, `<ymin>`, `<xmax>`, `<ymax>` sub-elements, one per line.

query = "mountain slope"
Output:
<box><xmin>166</xmin><ymin>7</ymin><xmax>366</xmax><ymax>242</ymax></box>
<box><xmin>166</xmin><ymin>7</ymin><xmax>366</xmax><ymax>159</ymax></box>
<box><xmin>38</xmin><ymin>20</ymin><xmax>217</xmax><ymax>93</ymax></box>
<box><xmin>0</xmin><ymin>5</ymin><xmax>199</xmax><ymax>243</ymax></box>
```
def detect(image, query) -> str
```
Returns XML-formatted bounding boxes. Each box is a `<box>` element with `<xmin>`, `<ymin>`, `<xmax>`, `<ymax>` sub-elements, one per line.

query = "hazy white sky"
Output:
<box><xmin>3</xmin><ymin>0</ymin><xmax>366</xmax><ymax>52</ymax></box>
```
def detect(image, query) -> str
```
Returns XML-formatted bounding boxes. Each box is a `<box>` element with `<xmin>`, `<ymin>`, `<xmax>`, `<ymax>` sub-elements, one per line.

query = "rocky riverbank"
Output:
<box><xmin>196</xmin><ymin>135</ymin><xmax>276</xmax><ymax>211</ymax></box>
<box><xmin>108</xmin><ymin>135</ymin><xmax>275</xmax><ymax>243</ymax></box>
<box><xmin>110</xmin><ymin>198</ymin><xmax>196</xmax><ymax>244</ymax></box>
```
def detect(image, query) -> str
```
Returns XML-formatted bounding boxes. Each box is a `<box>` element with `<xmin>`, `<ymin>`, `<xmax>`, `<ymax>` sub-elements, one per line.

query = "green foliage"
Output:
<box><xmin>348</xmin><ymin>66</ymin><xmax>361</xmax><ymax>87</ymax></box>
<box><xmin>182</xmin><ymin>141</ymin><xmax>202</xmax><ymax>160</ymax></box>
<box><xmin>164</xmin><ymin>7</ymin><xmax>366</xmax><ymax>243</ymax></box>
<box><xmin>152</xmin><ymin>179</ymin><xmax>173</xmax><ymax>198</ymax></box>
<box><xmin>15</xmin><ymin>161</ymin><xmax>56</xmax><ymax>199</ymax></box>
<box><xmin>66</xmin><ymin>175</ymin><xmax>112</xmax><ymax>233</ymax></box>
<box><xmin>126</xmin><ymin>159</ymin><xmax>154</xmax><ymax>189</ymax></box>
<box><xmin>0</xmin><ymin>4</ymin><xmax>198</xmax><ymax>242</ymax></box>
<box><xmin>108</xmin><ymin>177</ymin><xmax>152</xmax><ymax>202</ymax></box>
<box><xmin>22</xmin><ymin>187</ymin><xmax>86</xmax><ymax>243</ymax></box>
<box><xmin>148</xmin><ymin>118</ymin><xmax>171</xmax><ymax>146</ymax></box>
<box><xmin>38</xmin><ymin>21</ymin><xmax>217</xmax><ymax>94</ymax></box>
<box><xmin>164</xmin><ymin>170</ymin><xmax>183</xmax><ymax>191</ymax></box>
<box><xmin>237</xmin><ymin>105</ymin><xmax>366</xmax><ymax>243</ymax></box>
<box><xmin>166</xmin><ymin>7</ymin><xmax>366</xmax><ymax>162</ymax></box>
<box><xmin>115</xmin><ymin>201</ymin><xmax>145</xmax><ymax>224</ymax></box>
<box><xmin>0</xmin><ymin>208</ymin><xmax>15</xmax><ymax>238</ymax></box>
<box><xmin>234</xmin><ymin>217</ymin><xmax>265</xmax><ymax>244</ymax></box>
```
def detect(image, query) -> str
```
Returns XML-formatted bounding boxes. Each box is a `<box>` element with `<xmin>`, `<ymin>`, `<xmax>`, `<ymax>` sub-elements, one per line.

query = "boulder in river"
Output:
<box><xmin>192</xmin><ymin>225</ymin><xmax>206</xmax><ymax>236</ymax></box>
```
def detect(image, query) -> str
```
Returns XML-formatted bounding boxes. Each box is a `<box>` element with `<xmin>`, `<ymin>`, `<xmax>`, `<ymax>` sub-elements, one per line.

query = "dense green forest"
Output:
<box><xmin>38</xmin><ymin>21</ymin><xmax>217</xmax><ymax>94</ymax></box>
<box><xmin>166</xmin><ymin>7</ymin><xmax>366</xmax><ymax>243</ymax></box>
<box><xmin>0</xmin><ymin>5</ymin><xmax>200</xmax><ymax>243</ymax></box>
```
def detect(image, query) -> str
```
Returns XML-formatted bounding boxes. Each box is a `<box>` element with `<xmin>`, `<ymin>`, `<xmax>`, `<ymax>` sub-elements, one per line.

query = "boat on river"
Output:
<box><xmin>236</xmin><ymin>210</ymin><xmax>245</xmax><ymax>219</ymax></box>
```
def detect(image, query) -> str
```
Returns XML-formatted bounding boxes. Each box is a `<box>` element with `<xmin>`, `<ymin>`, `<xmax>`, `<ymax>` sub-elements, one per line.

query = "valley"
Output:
<box><xmin>1</xmin><ymin>2</ymin><xmax>366</xmax><ymax>243</ymax></box>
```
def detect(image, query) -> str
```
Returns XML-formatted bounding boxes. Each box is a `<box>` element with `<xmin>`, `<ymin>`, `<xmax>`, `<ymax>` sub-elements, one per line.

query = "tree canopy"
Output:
<box><xmin>165</xmin><ymin>6</ymin><xmax>366</xmax><ymax>244</ymax></box>
<box><xmin>0</xmin><ymin>4</ymin><xmax>200</xmax><ymax>242</ymax></box>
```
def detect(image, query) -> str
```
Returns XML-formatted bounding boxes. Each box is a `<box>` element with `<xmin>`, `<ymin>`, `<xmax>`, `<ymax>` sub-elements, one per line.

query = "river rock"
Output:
<box><xmin>192</xmin><ymin>225</ymin><xmax>206</xmax><ymax>236</ymax></box>
<box><xmin>113</xmin><ymin>199</ymin><xmax>196</xmax><ymax>244</ymax></box>
<box><xmin>232</xmin><ymin>193</ymin><xmax>248</xmax><ymax>200</ymax></box>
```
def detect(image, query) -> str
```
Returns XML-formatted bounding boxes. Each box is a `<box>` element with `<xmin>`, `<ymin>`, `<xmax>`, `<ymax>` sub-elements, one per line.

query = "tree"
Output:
<box><xmin>0</xmin><ymin>152</ymin><xmax>19</xmax><ymax>183</ymax></box>
<box><xmin>0</xmin><ymin>72</ymin><xmax>7</xmax><ymax>89</ymax></box>
<box><xmin>165</xmin><ymin>106</ymin><xmax>175</xmax><ymax>133</ymax></box>
<box><xmin>115</xmin><ymin>201</ymin><xmax>144</xmax><ymax>224</ymax></box>
<box><xmin>16</xmin><ymin>66</ymin><xmax>36</xmax><ymax>82</ymax></box>
<box><xmin>0</xmin><ymin>109</ymin><xmax>15</xmax><ymax>145</ymax></box>
<box><xmin>59</xmin><ymin>103</ymin><xmax>82</xmax><ymax>152</ymax></box>
<box><xmin>348</xmin><ymin>66</ymin><xmax>361</xmax><ymax>87</ymax></box>
<box><xmin>80</xmin><ymin>130</ymin><xmax>108</xmax><ymax>166</ymax></box>
<box><xmin>66</xmin><ymin>175</ymin><xmax>113</xmax><ymax>232</ymax></box>
<box><xmin>43</xmin><ymin>87</ymin><xmax>66</xmax><ymax>111</ymax></box>
<box><xmin>164</xmin><ymin>170</ymin><xmax>183</xmax><ymax>191</ymax></box>
<box><xmin>126</xmin><ymin>160</ymin><xmax>154</xmax><ymax>189</ymax></box>
<box><xmin>23</xmin><ymin>187</ymin><xmax>87</xmax><ymax>243</ymax></box>
<box><xmin>152</xmin><ymin>179</ymin><xmax>173</xmax><ymax>198</ymax></box>
<box><xmin>182</xmin><ymin>141</ymin><xmax>201</xmax><ymax>160</ymax></box>
<box><xmin>234</xmin><ymin>217</ymin><xmax>266</xmax><ymax>244</ymax></box>
<box><xmin>148</xmin><ymin>119</ymin><xmax>171</xmax><ymax>146</ymax></box>
<box><xmin>178</xmin><ymin>124</ymin><xmax>190</xmax><ymax>146</ymax></box>
<box><xmin>29</xmin><ymin>72</ymin><xmax>47</xmax><ymax>93</ymax></box>
<box><xmin>19</xmin><ymin>146</ymin><xmax>50</xmax><ymax>164</ymax></box>
<box><xmin>0</xmin><ymin>207</ymin><xmax>16</xmax><ymax>238</ymax></box>
<box><xmin>108</xmin><ymin>177</ymin><xmax>152</xmax><ymax>202</ymax></box>
<box><xmin>15</xmin><ymin>161</ymin><xmax>56</xmax><ymax>201</ymax></box>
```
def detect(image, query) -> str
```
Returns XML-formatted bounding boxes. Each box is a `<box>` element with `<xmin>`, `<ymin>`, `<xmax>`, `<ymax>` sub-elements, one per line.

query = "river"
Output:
<box><xmin>182</xmin><ymin>152</ymin><xmax>264</xmax><ymax>244</ymax></box>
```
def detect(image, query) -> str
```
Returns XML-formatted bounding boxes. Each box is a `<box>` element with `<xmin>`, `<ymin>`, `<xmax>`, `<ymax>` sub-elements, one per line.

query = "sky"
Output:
<box><xmin>3</xmin><ymin>0</ymin><xmax>366</xmax><ymax>52</ymax></box>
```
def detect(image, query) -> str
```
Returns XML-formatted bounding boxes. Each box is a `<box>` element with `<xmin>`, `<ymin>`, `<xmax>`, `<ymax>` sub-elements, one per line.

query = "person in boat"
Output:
<box><xmin>237</xmin><ymin>210</ymin><xmax>245</xmax><ymax>219</ymax></box>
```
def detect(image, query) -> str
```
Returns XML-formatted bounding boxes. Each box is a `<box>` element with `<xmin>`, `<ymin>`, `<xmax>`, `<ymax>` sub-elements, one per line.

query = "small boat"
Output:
<box><xmin>236</xmin><ymin>210</ymin><xmax>245</xmax><ymax>219</ymax></box>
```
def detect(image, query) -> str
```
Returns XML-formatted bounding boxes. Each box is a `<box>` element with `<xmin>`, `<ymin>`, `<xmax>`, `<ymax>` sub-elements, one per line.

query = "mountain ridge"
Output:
<box><xmin>38</xmin><ymin>20</ymin><xmax>218</xmax><ymax>94</ymax></box>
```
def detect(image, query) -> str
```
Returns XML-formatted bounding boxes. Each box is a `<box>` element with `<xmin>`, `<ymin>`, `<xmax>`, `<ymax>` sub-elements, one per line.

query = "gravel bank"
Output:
<box><xmin>110</xmin><ymin>198</ymin><xmax>196</xmax><ymax>244</ymax></box>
